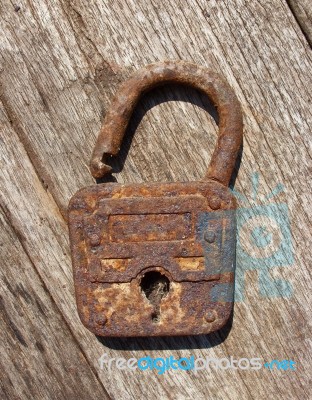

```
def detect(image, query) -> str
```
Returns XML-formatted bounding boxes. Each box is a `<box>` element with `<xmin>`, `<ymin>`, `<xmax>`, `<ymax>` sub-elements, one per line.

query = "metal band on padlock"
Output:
<box><xmin>90</xmin><ymin>60</ymin><xmax>242</xmax><ymax>185</ymax></box>
<box><xmin>69</xmin><ymin>60</ymin><xmax>243</xmax><ymax>337</ymax></box>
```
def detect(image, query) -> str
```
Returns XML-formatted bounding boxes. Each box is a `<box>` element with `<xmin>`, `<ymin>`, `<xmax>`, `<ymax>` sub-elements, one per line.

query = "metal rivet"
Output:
<box><xmin>209</xmin><ymin>196</ymin><xmax>221</xmax><ymax>210</ymax></box>
<box><xmin>204</xmin><ymin>231</ymin><xmax>215</xmax><ymax>243</ymax></box>
<box><xmin>205</xmin><ymin>310</ymin><xmax>216</xmax><ymax>323</ymax></box>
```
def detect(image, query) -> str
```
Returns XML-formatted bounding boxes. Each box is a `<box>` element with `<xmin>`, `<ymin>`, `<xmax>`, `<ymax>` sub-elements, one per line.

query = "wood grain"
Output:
<box><xmin>287</xmin><ymin>0</ymin><xmax>312</xmax><ymax>45</ymax></box>
<box><xmin>0</xmin><ymin>0</ymin><xmax>311</xmax><ymax>399</ymax></box>
<box><xmin>0</xmin><ymin>211</ymin><xmax>109</xmax><ymax>400</ymax></box>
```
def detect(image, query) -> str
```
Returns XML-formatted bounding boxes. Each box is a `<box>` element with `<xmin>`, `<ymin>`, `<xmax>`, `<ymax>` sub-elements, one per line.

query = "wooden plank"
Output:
<box><xmin>0</xmin><ymin>211</ymin><xmax>108</xmax><ymax>400</ymax></box>
<box><xmin>0</xmin><ymin>0</ymin><xmax>311</xmax><ymax>399</ymax></box>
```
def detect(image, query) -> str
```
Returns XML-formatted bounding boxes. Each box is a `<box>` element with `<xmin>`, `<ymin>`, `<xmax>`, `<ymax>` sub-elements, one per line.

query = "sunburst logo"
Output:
<box><xmin>232</xmin><ymin>172</ymin><xmax>294</xmax><ymax>301</ymax></box>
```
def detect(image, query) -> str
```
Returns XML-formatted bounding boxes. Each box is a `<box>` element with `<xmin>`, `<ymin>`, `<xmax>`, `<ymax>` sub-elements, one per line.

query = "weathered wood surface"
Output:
<box><xmin>0</xmin><ymin>0</ymin><xmax>311</xmax><ymax>399</ymax></box>
<box><xmin>287</xmin><ymin>0</ymin><xmax>312</xmax><ymax>45</ymax></box>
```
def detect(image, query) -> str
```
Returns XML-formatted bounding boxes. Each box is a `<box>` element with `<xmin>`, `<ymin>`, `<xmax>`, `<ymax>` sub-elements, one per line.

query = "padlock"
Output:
<box><xmin>68</xmin><ymin>61</ymin><xmax>243</xmax><ymax>337</ymax></box>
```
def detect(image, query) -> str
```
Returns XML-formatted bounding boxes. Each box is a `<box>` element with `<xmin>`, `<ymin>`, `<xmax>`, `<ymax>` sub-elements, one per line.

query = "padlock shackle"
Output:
<box><xmin>90</xmin><ymin>61</ymin><xmax>243</xmax><ymax>186</ymax></box>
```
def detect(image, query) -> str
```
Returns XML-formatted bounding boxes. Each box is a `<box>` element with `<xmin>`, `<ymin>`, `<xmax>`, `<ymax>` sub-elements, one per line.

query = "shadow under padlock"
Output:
<box><xmin>68</xmin><ymin>60</ymin><xmax>243</xmax><ymax>338</ymax></box>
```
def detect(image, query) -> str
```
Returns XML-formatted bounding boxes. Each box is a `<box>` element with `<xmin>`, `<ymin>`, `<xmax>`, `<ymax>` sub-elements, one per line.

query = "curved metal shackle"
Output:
<box><xmin>90</xmin><ymin>60</ymin><xmax>243</xmax><ymax>186</ymax></box>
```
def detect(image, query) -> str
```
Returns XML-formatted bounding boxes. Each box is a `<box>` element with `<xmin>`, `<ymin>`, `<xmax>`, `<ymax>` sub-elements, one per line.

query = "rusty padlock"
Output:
<box><xmin>68</xmin><ymin>61</ymin><xmax>243</xmax><ymax>337</ymax></box>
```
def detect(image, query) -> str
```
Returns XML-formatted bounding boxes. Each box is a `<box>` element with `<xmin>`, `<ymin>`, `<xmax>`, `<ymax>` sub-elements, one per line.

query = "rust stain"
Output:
<box><xmin>100</xmin><ymin>258</ymin><xmax>130</xmax><ymax>271</ymax></box>
<box><xmin>109</xmin><ymin>213</ymin><xmax>191</xmax><ymax>242</ymax></box>
<box><xmin>175</xmin><ymin>257</ymin><xmax>206</xmax><ymax>271</ymax></box>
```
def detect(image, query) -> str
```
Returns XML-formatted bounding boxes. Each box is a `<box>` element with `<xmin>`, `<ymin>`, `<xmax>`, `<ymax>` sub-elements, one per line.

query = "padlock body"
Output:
<box><xmin>68</xmin><ymin>180</ymin><xmax>237</xmax><ymax>337</ymax></box>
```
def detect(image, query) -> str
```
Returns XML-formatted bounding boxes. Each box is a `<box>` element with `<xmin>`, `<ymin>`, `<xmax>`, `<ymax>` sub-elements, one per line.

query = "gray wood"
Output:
<box><xmin>0</xmin><ymin>211</ymin><xmax>109</xmax><ymax>400</ymax></box>
<box><xmin>287</xmin><ymin>0</ymin><xmax>312</xmax><ymax>45</ymax></box>
<box><xmin>0</xmin><ymin>0</ymin><xmax>311</xmax><ymax>399</ymax></box>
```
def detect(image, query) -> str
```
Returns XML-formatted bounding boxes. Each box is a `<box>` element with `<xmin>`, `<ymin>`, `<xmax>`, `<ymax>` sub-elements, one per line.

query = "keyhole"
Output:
<box><xmin>140</xmin><ymin>271</ymin><xmax>170</xmax><ymax>323</ymax></box>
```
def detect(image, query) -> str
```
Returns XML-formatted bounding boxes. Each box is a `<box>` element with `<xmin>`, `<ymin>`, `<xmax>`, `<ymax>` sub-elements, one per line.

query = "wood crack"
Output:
<box><xmin>285</xmin><ymin>0</ymin><xmax>312</xmax><ymax>47</ymax></box>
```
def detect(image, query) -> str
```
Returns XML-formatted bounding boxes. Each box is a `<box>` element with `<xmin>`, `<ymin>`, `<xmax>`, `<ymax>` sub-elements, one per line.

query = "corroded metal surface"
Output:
<box><xmin>68</xmin><ymin>61</ymin><xmax>243</xmax><ymax>337</ymax></box>
<box><xmin>90</xmin><ymin>60</ymin><xmax>243</xmax><ymax>186</ymax></box>
<box><xmin>69</xmin><ymin>182</ymin><xmax>237</xmax><ymax>336</ymax></box>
